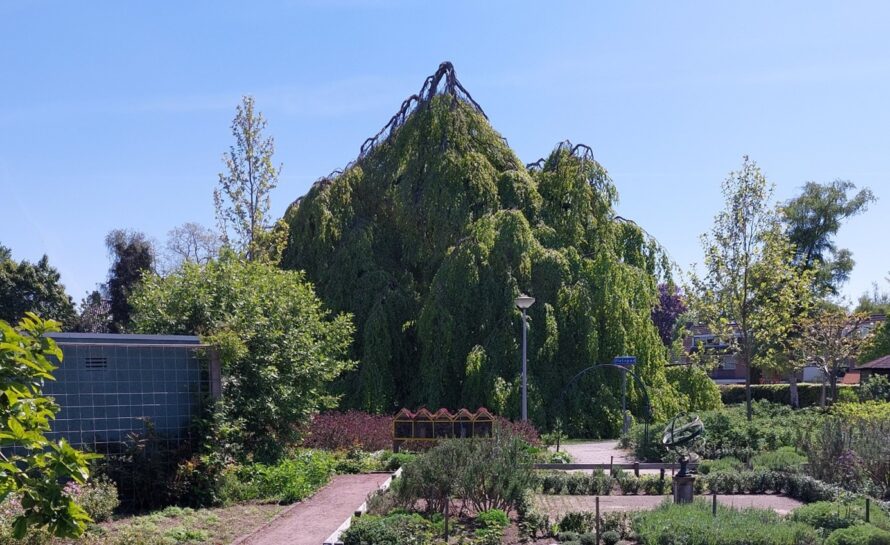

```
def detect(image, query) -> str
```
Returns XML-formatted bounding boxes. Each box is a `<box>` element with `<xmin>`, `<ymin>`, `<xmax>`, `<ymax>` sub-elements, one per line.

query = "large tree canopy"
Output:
<box><xmin>130</xmin><ymin>253</ymin><xmax>355</xmax><ymax>460</ymax></box>
<box><xmin>0</xmin><ymin>244</ymin><xmax>75</xmax><ymax>327</ymax></box>
<box><xmin>282</xmin><ymin>63</ymin><xmax>678</xmax><ymax>436</ymax></box>
<box><xmin>782</xmin><ymin>180</ymin><xmax>874</xmax><ymax>297</ymax></box>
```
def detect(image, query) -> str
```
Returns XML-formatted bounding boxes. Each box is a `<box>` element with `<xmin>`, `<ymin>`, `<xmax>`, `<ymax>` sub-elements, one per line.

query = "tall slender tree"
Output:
<box><xmin>105</xmin><ymin>229</ymin><xmax>155</xmax><ymax>332</ymax></box>
<box><xmin>688</xmin><ymin>157</ymin><xmax>805</xmax><ymax>419</ymax></box>
<box><xmin>214</xmin><ymin>96</ymin><xmax>281</xmax><ymax>262</ymax></box>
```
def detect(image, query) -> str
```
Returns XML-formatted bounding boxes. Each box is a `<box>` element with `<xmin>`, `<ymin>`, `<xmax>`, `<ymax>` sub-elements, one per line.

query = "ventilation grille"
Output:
<box><xmin>85</xmin><ymin>357</ymin><xmax>108</xmax><ymax>370</ymax></box>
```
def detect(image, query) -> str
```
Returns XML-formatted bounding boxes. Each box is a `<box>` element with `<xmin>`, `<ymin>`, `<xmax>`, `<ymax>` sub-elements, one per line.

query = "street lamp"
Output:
<box><xmin>515</xmin><ymin>294</ymin><xmax>535</xmax><ymax>421</ymax></box>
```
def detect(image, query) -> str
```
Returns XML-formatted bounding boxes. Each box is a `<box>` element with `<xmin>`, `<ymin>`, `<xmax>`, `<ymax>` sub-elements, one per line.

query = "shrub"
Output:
<box><xmin>801</xmin><ymin>414</ymin><xmax>890</xmax><ymax>498</ymax></box>
<box><xmin>791</xmin><ymin>501</ymin><xmax>860</xmax><ymax>531</ymax></box>
<box><xmin>478</xmin><ymin>508</ymin><xmax>509</xmax><ymax>529</ymax></box>
<box><xmin>396</xmin><ymin>430</ymin><xmax>533</xmax><ymax>513</ymax></box>
<box><xmin>792</xmin><ymin>499</ymin><xmax>890</xmax><ymax>532</ymax></box>
<box><xmin>700</xmin><ymin>457</ymin><xmax>745</xmax><ymax>475</ymax></box>
<box><xmin>602</xmin><ymin>530</ymin><xmax>621</xmax><ymax>545</ymax></box>
<box><xmin>632</xmin><ymin>500</ymin><xmax>820</xmax><ymax>545</ymax></box>
<box><xmin>558</xmin><ymin>512</ymin><xmax>596</xmax><ymax>534</ymax></box>
<box><xmin>341</xmin><ymin>513</ymin><xmax>435</xmax><ymax>545</ymax></box>
<box><xmin>825</xmin><ymin>524</ymin><xmax>890</xmax><ymax>545</ymax></box>
<box><xmin>618</xmin><ymin>475</ymin><xmax>640</xmax><ymax>494</ymax></box>
<box><xmin>557</xmin><ymin>531</ymin><xmax>581</xmax><ymax>542</ymax></box>
<box><xmin>63</xmin><ymin>478</ymin><xmax>120</xmax><ymax>522</ymax></box>
<box><xmin>496</xmin><ymin>417</ymin><xmax>541</xmax><ymax>446</ymax></box>
<box><xmin>301</xmin><ymin>411</ymin><xmax>392</xmax><ymax>451</ymax></box>
<box><xmin>222</xmin><ymin>450</ymin><xmax>335</xmax><ymax>504</ymax></box>
<box><xmin>719</xmin><ymin>384</ymin><xmax>857</xmax><ymax>407</ymax></box>
<box><xmin>751</xmin><ymin>447</ymin><xmax>807</xmax><ymax>473</ymax></box>
<box><xmin>859</xmin><ymin>376</ymin><xmax>890</xmax><ymax>403</ymax></box>
<box><xmin>640</xmin><ymin>475</ymin><xmax>668</xmax><ymax>495</ymax></box>
<box><xmin>579</xmin><ymin>532</ymin><xmax>597</xmax><ymax>545</ymax></box>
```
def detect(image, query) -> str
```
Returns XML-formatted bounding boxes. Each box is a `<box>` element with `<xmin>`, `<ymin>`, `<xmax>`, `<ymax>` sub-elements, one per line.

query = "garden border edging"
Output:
<box><xmin>322</xmin><ymin>467</ymin><xmax>402</xmax><ymax>545</ymax></box>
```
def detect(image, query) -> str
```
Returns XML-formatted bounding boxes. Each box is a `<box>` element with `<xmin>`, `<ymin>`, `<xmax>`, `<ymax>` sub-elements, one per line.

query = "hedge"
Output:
<box><xmin>719</xmin><ymin>384</ymin><xmax>857</xmax><ymax>407</ymax></box>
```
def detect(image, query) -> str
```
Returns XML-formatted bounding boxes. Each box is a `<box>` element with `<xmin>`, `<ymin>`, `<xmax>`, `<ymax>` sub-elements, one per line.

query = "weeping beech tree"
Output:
<box><xmin>282</xmin><ymin>62</ymin><xmax>681</xmax><ymax>436</ymax></box>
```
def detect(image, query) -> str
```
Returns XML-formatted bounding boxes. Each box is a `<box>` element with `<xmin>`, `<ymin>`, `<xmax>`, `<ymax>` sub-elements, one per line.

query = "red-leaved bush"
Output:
<box><xmin>301</xmin><ymin>411</ymin><xmax>392</xmax><ymax>451</ymax></box>
<box><xmin>495</xmin><ymin>417</ymin><xmax>541</xmax><ymax>446</ymax></box>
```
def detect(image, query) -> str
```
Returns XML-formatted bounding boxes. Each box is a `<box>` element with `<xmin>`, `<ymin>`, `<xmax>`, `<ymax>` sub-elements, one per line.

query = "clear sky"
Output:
<box><xmin>1</xmin><ymin>1</ymin><xmax>888</xmax><ymax>305</ymax></box>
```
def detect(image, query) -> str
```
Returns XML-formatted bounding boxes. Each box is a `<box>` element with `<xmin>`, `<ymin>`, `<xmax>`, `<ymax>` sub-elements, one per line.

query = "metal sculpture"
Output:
<box><xmin>661</xmin><ymin>413</ymin><xmax>704</xmax><ymax>477</ymax></box>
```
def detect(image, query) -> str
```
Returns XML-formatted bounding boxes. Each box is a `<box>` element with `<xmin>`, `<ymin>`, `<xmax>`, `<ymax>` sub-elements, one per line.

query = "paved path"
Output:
<box><xmin>535</xmin><ymin>494</ymin><xmax>804</xmax><ymax>517</ymax></box>
<box><xmin>237</xmin><ymin>473</ymin><xmax>391</xmax><ymax>545</ymax></box>
<box><xmin>556</xmin><ymin>440</ymin><xmax>663</xmax><ymax>475</ymax></box>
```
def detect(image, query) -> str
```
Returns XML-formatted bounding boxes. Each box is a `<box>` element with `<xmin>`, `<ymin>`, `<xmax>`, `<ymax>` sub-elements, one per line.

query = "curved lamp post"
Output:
<box><xmin>515</xmin><ymin>294</ymin><xmax>535</xmax><ymax>421</ymax></box>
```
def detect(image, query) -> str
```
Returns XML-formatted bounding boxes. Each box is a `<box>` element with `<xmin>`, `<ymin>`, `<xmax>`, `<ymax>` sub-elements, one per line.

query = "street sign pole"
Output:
<box><xmin>613</xmin><ymin>356</ymin><xmax>637</xmax><ymax>436</ymax></box>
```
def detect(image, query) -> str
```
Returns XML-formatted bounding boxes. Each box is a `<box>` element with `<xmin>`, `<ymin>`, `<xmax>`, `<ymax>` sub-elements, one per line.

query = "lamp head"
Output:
<box><xmin>515</xmin><ymin>294</ymin><xmax>535</xmax><ymax>310</ymax></box>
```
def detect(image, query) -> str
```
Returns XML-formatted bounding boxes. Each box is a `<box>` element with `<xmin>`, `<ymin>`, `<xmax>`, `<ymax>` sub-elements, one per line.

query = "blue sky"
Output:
<box><xmin>1</xmin><ymin>1</ymin><xmax>888</xmax><ymax>305</ymax></box>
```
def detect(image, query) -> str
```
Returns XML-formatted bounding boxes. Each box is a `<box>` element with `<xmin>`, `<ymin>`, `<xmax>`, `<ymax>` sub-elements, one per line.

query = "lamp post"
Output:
<box><xmin>515</xmin><ymin>294</ymin><xmax>535</xmax><ymax>421</ymax></box>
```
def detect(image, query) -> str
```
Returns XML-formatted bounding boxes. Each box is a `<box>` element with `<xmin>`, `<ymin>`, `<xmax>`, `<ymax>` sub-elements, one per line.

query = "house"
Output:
<box><xmin>682</xmin><ymin>323</ymin><xmax>747</xmax><ymax>384</ymax></box>
<box><xmin>856</xmin><ymin>354</ymin><xmax>890</xmax><ymax>382</ymax></box>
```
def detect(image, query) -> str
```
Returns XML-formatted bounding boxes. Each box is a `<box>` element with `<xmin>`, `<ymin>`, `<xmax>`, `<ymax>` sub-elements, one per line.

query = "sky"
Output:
<box><xmin>1</xmin><ymin>1</ymin><xmax>888</xmax><ymax>306</ymax></box>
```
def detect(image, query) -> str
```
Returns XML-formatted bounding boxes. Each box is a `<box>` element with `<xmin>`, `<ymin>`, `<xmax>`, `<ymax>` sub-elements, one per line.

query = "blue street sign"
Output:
<box><xmin>613</xmin><ymin>356</ymin><xmax>637</xmax><ymax>366</ymax></box>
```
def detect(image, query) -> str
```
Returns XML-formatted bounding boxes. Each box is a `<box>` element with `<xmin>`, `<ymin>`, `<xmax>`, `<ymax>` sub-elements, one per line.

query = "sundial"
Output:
<box><xmin>662</xmin><ymin>413</ymin><xmax>704</xmax><ymax>477</ymax></box>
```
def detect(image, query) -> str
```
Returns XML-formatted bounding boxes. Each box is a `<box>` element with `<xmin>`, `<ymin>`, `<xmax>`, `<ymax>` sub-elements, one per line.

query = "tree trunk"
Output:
<box><xmin>829</xmin><ymin>370</ymin><xmax>839</xmax><ymax>406</ymax></box>
<box><xmin>745</xmin><ymin>354</ymin><xmax>753</xmax><ymax>421</ymax></box>
<box><xmin>820</xmin><ymin>376</ymin><xmax>826</xmax><ymax>408</ymax></box>
<box><xmin>789</xmin><ymin>372</ymin><xmax>799</xmax><ymax>409</ymax></box>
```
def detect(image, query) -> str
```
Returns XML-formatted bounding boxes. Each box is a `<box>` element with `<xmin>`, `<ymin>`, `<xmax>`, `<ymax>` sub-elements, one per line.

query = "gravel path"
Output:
<box><xmin>236</xmin><ymin>473</ymin><xmax>391</xmax><ymax>545</ymax></box>
<box><xmin>535</xmin><ymin>494</ymin><xmax>804</xmax><ymax>516</ymax></box>
<box><xmin>559</xmin><ymin>440</ymin><xmax>633</xmax><ymax>464</ymax></box>
<box><xmin>556</xmin><ymin>440</ymin><xmax>665</xmax><ymax>475</ymax></box>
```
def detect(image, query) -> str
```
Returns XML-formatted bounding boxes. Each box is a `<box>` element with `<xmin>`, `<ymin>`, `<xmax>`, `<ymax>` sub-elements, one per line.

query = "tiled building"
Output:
<box><xmin>43</xmin><ymin>333</ymin><xmax>221</xmax><ymax>452</ymax></box>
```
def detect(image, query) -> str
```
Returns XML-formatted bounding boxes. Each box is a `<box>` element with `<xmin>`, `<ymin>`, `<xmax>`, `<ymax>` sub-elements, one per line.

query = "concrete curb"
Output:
<box><xmin>322</xmin><ymin>468</ymin><xmax>402</xmax><ymax>545</ymax></box>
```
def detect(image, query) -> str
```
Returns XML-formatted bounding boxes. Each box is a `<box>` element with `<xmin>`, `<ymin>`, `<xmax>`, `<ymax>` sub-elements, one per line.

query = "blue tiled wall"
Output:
<box><xmin>44</xmin><ymin>343</ymin><xmax>207</xmax><ymax>449</ymax></box>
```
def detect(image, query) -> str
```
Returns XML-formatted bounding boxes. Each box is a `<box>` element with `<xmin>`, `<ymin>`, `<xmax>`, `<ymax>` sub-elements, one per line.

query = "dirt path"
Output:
<box><xmin>236</xmin><ymin>473</ymin><xmax>390</xmax><ymax>545</ymax></box>
<box><xmin>535</xmin><ymin>494</ymin><xmax>803</xmax><ymax>516</ymax></box>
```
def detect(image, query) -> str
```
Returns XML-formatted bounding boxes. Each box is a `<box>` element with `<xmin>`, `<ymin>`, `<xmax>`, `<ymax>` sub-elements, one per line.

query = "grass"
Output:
<box><xmin>55</xmin><ymin>502</ymin><xmax>284</xmax><ymax>545</ymax></box>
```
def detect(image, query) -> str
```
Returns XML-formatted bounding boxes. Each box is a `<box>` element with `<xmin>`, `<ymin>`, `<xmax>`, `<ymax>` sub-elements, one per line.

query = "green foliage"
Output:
<box><xmin>751</xmin><ymin>447</ymin><xmax>807</xmax><ymax>473</ymax></box>
<box><xmin>394</xmin><ymin>430</ymin><xmax>533</xmax><ymax>514</ymax></box>
<box><xmin>477</xmin><ymin>508</ymin><xmax>508</xmax><ymax>529</ymax></box>
<box><xmin>341</xmin><ymin>513</ymin><xmax>435</xmax><ymax>545</ymax></box>
<box><xmin>861</xmin><ymin>322</ymin><xmax>890</xmax><ymax>364</ymax></box>
<box><xmin>538</xmin><ymin>470</ymin><xmax>614</xmax><ymax>495</ymax></box>
<box><xmin>0</xmin><ymin>314</ymin><xmax>99</xmax><ymax>537</ymax></box>
<box><xmin>104</xmin><ymin>229</ymin><xmax>155</xmax><ymax>332</ymax></box>
<box><xmin>860</xmin><ymin>376</ymin><xmax>890</xmax><ymax>403</ymax></box>
<box><xmin>602</xmin><ymin>530</ymin><xmax>621</xmax><ymax>545</ymax></box>
<box><xmin>782</xmin><ymin>180</ymin><xmax>875</xmax><ymax>298</ymax></box>
<box><xmin>627</xmin><ymin>401</ymin><xmax>819</xmax><ymax>462</ymax></box>
<box><xmin>699</xmin><ymin>457</ymin><xmax>744</xmax><ymax>475</ymax></box>
<box><xmin>687</xmin><ymin>156</ymin><xmax>812</xmax><ymax>419</ymax></box>
<box><xmin>632</xmin><ymin>500</ymin><xmax>820</xmax><ymax>545</ymax></box>
<box><xmin>0</xmin><ymin>248</ymin><xmax>74</xmax><ymax>327</ymax></box>
<box><xmin>65</xmin><ymin>478</ymin><xmax>119</xmax><ymax>523</ymax></box>
<box><xmin>283</xmin><ymin>75</ymin><xmax>677</xmax><ymax>434</ymax></box>
<box><xmin>131</xmin><ymin>253</ymin><xmax>355</xmax><ymax>460</ymax></box>
<box><xmin>666</xmin><ymin>365</ymin><xmax>723</xmax><ymax>412</ymax></box>
<box><xmin>557</xmin><ymin>512</ymin><xmax>596</xmax><ymax>534</ymax></box>
<box><xmin>800</xmin><ymin>411</ymin><xmax>890</xmax><ymax>499</ymax></box>
<box><xmin>825</xmin><ymin>524</ymin><xmax>890</xmax><ymax>545</ymax></box>
<box><xmin>219</xmin><ymin>450</ymin><xmax>335</xmax><ymax>504</ymax></box>
<box><xmin>215</xmin><ymin>95</ymin><xmax>282</xmax><ymax>263</ymax></box>
<box><xmin>791</xmin><ymin>499</ymin><xmax>890</xmax><ymax>532</ymax></box>
<box><xmin>720</xmin><ymin>384</ymin><xmax>857</xmax><ymax>407</ymax></box>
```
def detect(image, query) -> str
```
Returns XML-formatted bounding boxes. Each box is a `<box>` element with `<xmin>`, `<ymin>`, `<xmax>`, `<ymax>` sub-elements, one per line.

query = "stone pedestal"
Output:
<box><xmin>673</xmin><ymin>475</ymin><xmax>695</xmax><ymax>504</ymax></box>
